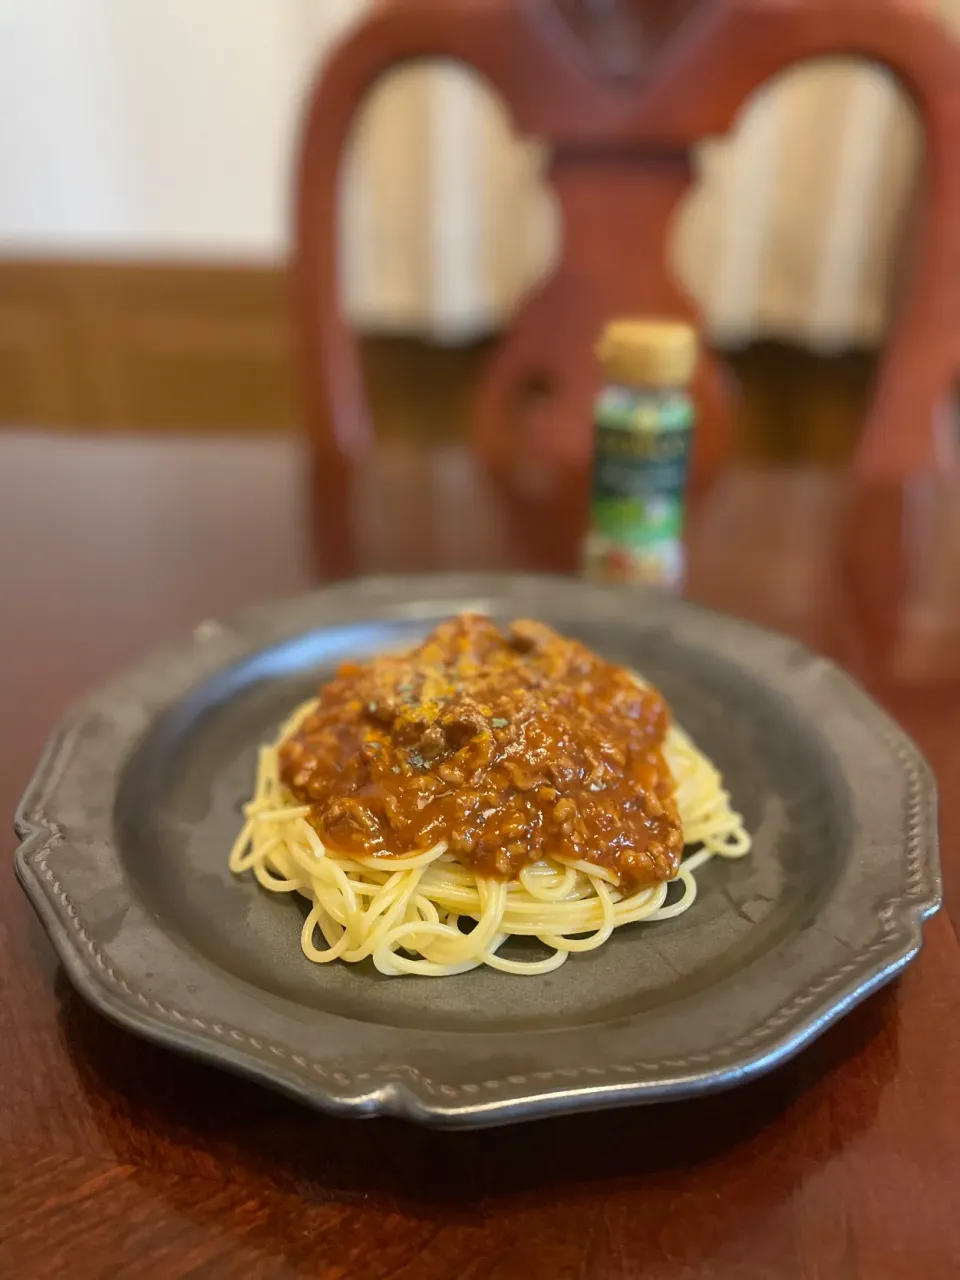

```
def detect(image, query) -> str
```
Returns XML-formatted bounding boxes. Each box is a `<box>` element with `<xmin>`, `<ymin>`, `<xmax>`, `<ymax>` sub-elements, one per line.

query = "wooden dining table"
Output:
<box><xmin>2</xmin><ymin>429</ymin><xmax>959</xmax><ymax>1279</ymax></box>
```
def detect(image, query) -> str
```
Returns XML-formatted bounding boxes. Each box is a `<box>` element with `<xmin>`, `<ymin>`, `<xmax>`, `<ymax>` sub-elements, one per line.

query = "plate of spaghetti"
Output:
<box><xmin>16</xmin><ymin>574</ymin><xmax>940</xmax><ymax>1126</ymax></box>
<box><xmin>230</xmin><ymin>614</ymin><xmax>750</xmax><ymax>977</ymax></box>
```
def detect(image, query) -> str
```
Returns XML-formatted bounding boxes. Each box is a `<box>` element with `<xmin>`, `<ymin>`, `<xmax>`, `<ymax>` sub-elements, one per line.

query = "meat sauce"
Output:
<box><xmin>279</xmin><ymin>615</ymin><xmax>683</xmax><ymax>889</ymax></box>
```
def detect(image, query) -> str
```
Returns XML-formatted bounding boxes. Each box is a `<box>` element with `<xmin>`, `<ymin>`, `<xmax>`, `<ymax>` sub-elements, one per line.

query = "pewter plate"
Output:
<box><xmin>15</xmin><ymin>575</ymin><xmax>941</xmax><ymax>1127</ymax></box>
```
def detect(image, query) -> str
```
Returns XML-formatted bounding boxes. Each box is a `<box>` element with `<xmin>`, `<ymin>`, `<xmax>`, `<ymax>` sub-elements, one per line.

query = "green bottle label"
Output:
<box><xmin>585</xmin><ymin>386</ymin><xmax>694</xmax><ymax>585</ymax></box>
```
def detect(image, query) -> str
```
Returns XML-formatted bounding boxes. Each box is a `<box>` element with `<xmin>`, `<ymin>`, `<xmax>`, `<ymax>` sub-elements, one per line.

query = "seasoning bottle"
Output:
<box><xmin>582</xmin><ymin>319</ymin><xmax>697</xmax><ymax>590</ymax></box>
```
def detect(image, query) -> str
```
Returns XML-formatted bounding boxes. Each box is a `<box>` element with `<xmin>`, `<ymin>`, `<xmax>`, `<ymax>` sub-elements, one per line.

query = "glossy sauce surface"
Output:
<box><xmin>280</xmin><ymin>615</ymin><xmax>682</xmax><ymax>887</ymax></box>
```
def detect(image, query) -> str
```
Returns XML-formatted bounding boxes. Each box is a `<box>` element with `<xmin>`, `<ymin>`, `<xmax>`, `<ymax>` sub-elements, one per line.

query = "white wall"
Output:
<box><xmin>0</xmin><ymin>0</ymin><xmax>542</xmax><ymax>337</ymax></box>
<box><xmin>0</xmin><ymin>0</ymin><xmax>360</xmax><ymax>259</ymax></box>
<box><xmin>0</xmin><ymin>0</ymin><xmax>940</xmax><ymax>345</ymax></box>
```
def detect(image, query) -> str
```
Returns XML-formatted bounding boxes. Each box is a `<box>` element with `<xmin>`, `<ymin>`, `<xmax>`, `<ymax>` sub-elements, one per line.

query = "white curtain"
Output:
<box><xmin>309</xmin><ymin>0</ymin><xmax>959</xmax><ymax>349</ymax></box>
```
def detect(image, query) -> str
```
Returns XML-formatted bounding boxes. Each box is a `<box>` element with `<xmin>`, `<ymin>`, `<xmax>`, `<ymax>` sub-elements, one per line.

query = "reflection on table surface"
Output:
<box><xmin>5</xmin><ymin>431</ymin><xmax>960</xmax><ymax>676</ymax></box>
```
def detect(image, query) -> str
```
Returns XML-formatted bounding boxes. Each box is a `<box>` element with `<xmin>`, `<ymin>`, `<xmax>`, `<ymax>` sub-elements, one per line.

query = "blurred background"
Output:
<box><xmin>1</xmin><ymin>0</ymin><xmax>957</xmax><ymax>461</ymax></box>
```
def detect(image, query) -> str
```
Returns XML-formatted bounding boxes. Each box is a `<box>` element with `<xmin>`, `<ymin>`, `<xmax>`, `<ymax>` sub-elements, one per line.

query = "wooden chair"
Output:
<box><xmin>293</xmin><ymin>0</ymin><xmax>960</xmax><ymax>577</ymax></box>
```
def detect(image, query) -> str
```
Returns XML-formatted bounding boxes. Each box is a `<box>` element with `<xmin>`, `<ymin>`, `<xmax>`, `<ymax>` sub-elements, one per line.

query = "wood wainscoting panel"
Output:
<box><xmin>0</xmin><ymin>264</ymin><xmax>80</xmax><ymax>423</ymax></box>
<box><xmin>0</xmin><ymin>260</ymin><xmax>297</xmax><ymax>430</ymax></box>
<box><xmin>0</xmin><ymin>258</ymin><xmax>874</xmax><ymax>465</ymax></box>
<box><xmin>0</xmin><ymin>258</ymin><xmax>490</xmax><ymax>440</ymax></box>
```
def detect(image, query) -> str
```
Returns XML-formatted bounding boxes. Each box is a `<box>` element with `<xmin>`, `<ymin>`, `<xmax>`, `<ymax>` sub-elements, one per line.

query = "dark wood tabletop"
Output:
<box><xmin>2</xmin><ymin>431</ymin><xmax>960</xmax><ymax>1279</ymax></box>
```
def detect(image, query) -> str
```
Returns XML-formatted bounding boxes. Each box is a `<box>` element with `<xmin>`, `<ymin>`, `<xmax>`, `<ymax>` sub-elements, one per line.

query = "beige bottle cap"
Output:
<box><xmin>597</xmin><ymin>319</ymin><xmax>697</xmax><ymax>388</ymax></box>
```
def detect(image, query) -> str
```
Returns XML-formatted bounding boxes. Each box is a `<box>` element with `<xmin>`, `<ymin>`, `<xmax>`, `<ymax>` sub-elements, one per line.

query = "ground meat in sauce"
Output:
<box><xmin>279</xmin><ymin>614</ymin><xmax>684</xmax><ymax>889</ymax></box>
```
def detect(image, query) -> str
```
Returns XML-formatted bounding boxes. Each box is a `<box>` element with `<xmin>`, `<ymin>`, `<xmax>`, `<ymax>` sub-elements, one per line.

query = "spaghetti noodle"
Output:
<box><xmin>229</xmin><ymin>616</ymin><xmax>749</xmax><ymax>977</ymax></box>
